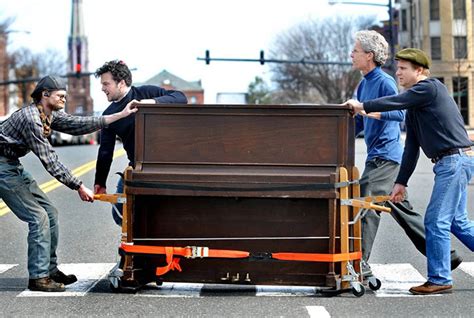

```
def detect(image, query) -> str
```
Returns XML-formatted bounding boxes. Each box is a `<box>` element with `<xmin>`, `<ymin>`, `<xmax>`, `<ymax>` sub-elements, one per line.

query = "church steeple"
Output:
<box><xmin>67</xmin><ymin>0</ymin><xmax>93</xmax><ymax>115</ymax></box>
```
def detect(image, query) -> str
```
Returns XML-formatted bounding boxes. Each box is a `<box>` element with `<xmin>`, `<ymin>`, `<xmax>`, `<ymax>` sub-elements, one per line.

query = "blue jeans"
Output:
<box><xmin>111</xmin><ymin>176</ymin><xmax>123</xmax><ymax>226</ymax></box>
<box><xmin>0</xmin><ymin>156</ymin><xmax>59</xmax><ymax>279</ymax></box>
<box><xmin>426</xmin><ymin>151</ymin><xmax>474</xmax><ymax>285</ymax></box>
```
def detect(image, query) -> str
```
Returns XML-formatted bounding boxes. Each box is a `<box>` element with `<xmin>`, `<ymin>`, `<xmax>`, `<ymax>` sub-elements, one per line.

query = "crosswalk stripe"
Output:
<box><xmin>18</xmin><ymin>263</ymin><xmax>115</xmax><ymax>297</ymax></box>
<box><xmin>0</xmin><ymin>262</ymin><xmax>471</xmax><ymax>298</ymax></box>
<box><xmin>459</xmin><ymin>262</ymin><xmax>474</xmax><ymax>277</ymax></box>
<box><xmin>306</xmin><ymin>306</ymin><xmax>331</xmax><ymax>318</ymax></box>
<box><xmin>138</xmin><ymin>282</ymin><xmax>319</xmax><ymax>297</ymax></box>
<box><xmin>0</xmin><ymin>264</ymin><xmax>17</xmax><ymax>274</ymax></box>
<box><xmin>138</xmin><ymin>282</ymin><xmax>204</xmax><ymax>298</ymax></box>
<box><xmin>370</xmin><ymin>263</ymin><xmax>441</xmax><ymax>297</ymax></box>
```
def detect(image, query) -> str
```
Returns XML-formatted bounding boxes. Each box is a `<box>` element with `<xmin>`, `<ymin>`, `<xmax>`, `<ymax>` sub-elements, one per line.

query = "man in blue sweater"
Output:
<box><xmin>94</xmin><ymin>60</ymin><xmax>188</xmax><ymax>225</ymax></box>
<box><xmin>351</xmin><ymin>31</ymin><xmax>462</xmax><ymax>280</ymax></box>
<box><xmin>347</xmin><ymin>48</ymin><xmax>473</xmax><ymax>295</ymax></box>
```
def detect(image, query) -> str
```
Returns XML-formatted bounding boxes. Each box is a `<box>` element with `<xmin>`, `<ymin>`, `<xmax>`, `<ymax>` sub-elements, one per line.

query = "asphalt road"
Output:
<box><xmin>0</xmin><ymin>140</ymin><xmax>473</xmax><ymax>317</ymax></box>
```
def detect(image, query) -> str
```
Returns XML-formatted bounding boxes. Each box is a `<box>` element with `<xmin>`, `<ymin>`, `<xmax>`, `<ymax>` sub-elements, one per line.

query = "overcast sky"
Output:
<box><xmin>1</xmin><ymin>0</ymin><xmax>389</xmax><ymax>111</ymax></box>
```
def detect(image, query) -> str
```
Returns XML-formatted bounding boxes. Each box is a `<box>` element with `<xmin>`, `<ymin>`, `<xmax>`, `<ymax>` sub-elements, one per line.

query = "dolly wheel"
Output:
<box><xmin>109</xmin><ymin>279</ymin><xmax>122</xmax><ymax>293</ymax></box>
<box><xmin>351</xmin><ymin>283</ymin><xmax>365</xmax><ymax>297</ymax></box>
<box><xmin>368</xmin><ymin>277</ymin><xmax>382</xmax><ymax>291</ymax></box>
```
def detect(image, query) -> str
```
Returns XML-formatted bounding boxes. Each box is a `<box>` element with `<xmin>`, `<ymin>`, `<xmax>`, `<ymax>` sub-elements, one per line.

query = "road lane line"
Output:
<box><xmin>0</xmin><ymin>264</ymin><xmax>18</xmax><ymax>274</ymax></box>
<box><xmin>18</xmin><ymin>263</ymin><xmax>115</xmax><ymax>297</ymax></box>
<box><xmin>0</xmin><ymin>148</ymin><xmax>126</xmax><ymax>217</ymax></box>
<box><xmin>306</xmin><ymin>306</ymin><xmax>331</xmax><ymax>318</ymax></box>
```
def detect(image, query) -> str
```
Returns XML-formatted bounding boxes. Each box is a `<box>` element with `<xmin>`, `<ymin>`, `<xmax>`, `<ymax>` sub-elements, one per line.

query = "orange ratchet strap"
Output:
<box><xmin>272</xmin><ymin>251</ymin><xmax>361</xmax><ymax>262</ymax></box>
<box><xmin>120</xmin><ymin>243</ymin><xmax>249</xmax><ymax>276</ymax></box>
<box><xmin>120</xmin><ymin>243</ymin><xmax>361</xmax><ymax>276</ymax></box>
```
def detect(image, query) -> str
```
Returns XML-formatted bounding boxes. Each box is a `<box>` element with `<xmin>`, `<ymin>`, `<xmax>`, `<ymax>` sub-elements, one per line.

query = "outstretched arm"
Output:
<box><xmin>103</xmin><ymin>99</ymin><xmax>139</xmax><ymax>125</ymax></box>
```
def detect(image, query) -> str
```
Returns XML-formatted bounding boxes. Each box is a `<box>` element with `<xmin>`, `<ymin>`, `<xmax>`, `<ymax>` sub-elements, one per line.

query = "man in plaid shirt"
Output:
<box><xmin>0</xmin><ymin>75</ymin><xmax>137</xmax><ymax>292</ymax></box>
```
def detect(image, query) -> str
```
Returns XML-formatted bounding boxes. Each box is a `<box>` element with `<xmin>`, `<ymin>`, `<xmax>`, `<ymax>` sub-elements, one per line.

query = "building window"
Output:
<box><xmin>429</xmin><ymin>0</ymin><xmax>439</xmax><ymax>20</ymax></box>
<box><xmin>400</xmin><ymin>9</ymin><xmax>407</xmax><ymax>31</ymax></box>
<box><xmin>454</xmin><ymin>36</ymin><xmax>467</xmax><ymax>59</ymax></box>
<box><xmin>452</xmin><ymin>77</ymin><xmax>469</xmax><ymax>125</ymax></box>
<box><xmin>190</xmin><ymin>96</ymin><xmax>197</xmax><ymax>104</ymax></box>
<box><xmin>453</xmin><ymin>0</ymin><xmax>466</xmax><ymax>19</ymax></box>
<box><xmin>431</xmin><ymin>37</ymin><xmax>441</xmax><ymax>60</ymax></box>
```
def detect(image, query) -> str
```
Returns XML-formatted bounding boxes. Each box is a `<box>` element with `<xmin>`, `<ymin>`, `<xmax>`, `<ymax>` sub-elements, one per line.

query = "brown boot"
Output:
<box><xmin>28</xmin><ymin>277</ymin><xmax>65</xmax><ymax>292</ymax></box>
<box><xmin>409</xmin><ymin>281</ymin><xmax>452</xmax><ymax>295</ymax></box>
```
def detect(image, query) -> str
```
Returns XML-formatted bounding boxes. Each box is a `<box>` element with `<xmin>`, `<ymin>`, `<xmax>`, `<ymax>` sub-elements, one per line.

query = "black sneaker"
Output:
<box><xmin>451</xmin><ymin>255</ymin><xmax>463</xmax><ymax>271</ymax></box>
<box><xmin>50</xmin><ymin>270</ymin><xmax>78</xmax><ymax>285</ymax></box>
<box><xmin>28</xmin><ymin>277</ymin><xmax>65</xmax><ymax>292</ymax></box>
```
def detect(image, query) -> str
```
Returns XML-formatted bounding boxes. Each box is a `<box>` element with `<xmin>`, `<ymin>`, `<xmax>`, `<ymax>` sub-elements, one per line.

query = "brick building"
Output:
<box><xmin>143</xmin><ymin>70</ymin><xmax>204</xmax><ymax>104</ymax></box>
<box><xmin>398</xmin><ymin>0</ymin><xmax>474</xmax><ymax>126</ymax></box>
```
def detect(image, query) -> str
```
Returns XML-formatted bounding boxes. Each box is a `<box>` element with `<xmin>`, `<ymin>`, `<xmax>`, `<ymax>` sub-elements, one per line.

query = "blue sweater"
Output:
<box><xmin>364</xmin><ymin>78</ymin><xmax>472</xmax><ymax>185</ymax></box>
<box><xmin>355</xmin><ymin>67</ymin><xmax>405</xmax><ymax>164</ymax></box>
<box><xmin>94</xmin><ymin>85</ymin><xmax>187</xmax><ymax>187</ymax></box>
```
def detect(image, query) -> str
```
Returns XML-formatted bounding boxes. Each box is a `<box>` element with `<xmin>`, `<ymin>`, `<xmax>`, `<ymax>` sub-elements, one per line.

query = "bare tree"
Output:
<box><xmin>269</xmin><ymin>15</ymin><xmax>377</xmax><ymax>104</ymax></box>
<box><xmin>9</xmin><ymin>47</ymin><xmax>66</xmax><ymax>107</ymax></box>
<box><xmin>8</xmin><ymin>47</ymin><xmax>39</xmax><ymax>106</ymax></box>
<box><xmin>1</xmin><ymin>17</ymin><xmax>65</xmax><ymax>109</ymax></box>
<box><xmin>36</xmin><ymin>48</ymin><xmax>67</xmax><ymax>76</ymax></box>
<box><xmin>0</xmin><ymin>18</ymin><xmax>15</xmax><ymax>114</ymax></box>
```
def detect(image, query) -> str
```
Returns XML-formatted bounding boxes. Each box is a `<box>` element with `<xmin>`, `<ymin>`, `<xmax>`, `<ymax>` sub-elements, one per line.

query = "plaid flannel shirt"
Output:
<box><xmin>0</xmin><ymin>104</ymin><xmax>106</xmax><ymax>190</ymax></box>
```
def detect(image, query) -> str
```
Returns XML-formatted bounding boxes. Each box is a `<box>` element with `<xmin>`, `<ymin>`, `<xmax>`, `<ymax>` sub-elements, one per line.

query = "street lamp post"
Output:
<box><xmin>328</xmin><ymin>1</ymin><xmax>395</xmax><ymax>72</ymax></box>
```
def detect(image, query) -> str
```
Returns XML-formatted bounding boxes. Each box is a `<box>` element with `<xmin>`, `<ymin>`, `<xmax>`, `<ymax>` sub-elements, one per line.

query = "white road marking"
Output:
<box><xmin>459</xmin><ymin>262</ymin><xmax>474</xmax><ymax>277</ymax></box>
<box><xmin>137</xmin><ymin>282</ymin><xmax>319</xmax><ymax>297</ymax></box>
<box><xmin>0</xmin><ymin>264</ymin><xmax>17</xmax><ymax>274</ymax></box>
<box><xmin>8</xmin><ymin>261</ymin><xmax>472</xmax><ymax>298</ymax></box>
<box><xmin>18</xmin><ymin>263</ymin><xmax>115</xmax><ymax>297</ymax></box>
<box><xmin>306</xmin><ymin>306</ymin><xmax>331</xmax><ymax>318</ymax></box>
<box><xmin>138</xmin><ymin>282</ymin><xmax>204</xmax><ymax>298</ymax></box>
<box><xmin>370</xmin><ymin>263</ymin><xmax>440</xmax><ymax>297</ymax></box>
<box><xmin>254</xmin><ymin>285</ymin><xmax>318</xmax><ymax>297</ymax></box>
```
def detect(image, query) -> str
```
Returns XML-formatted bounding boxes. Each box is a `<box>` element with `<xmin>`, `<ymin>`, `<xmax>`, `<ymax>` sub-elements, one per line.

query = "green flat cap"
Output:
<box><xmin>395</xmin><ymin>48</ymin><xmax>431</xmax><ymax>69</ymax></box>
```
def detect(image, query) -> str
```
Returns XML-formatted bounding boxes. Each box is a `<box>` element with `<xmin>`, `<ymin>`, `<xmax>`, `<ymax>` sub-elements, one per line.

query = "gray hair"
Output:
<box><xmin>355</xmin><ymin>30</ymin><xmax>389</xmax><ymax>66</ymax></box>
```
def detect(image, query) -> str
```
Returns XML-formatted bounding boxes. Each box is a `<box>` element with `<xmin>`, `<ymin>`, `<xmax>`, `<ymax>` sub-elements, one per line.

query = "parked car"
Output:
<box><xmin>49</xmin><ymin>131</ymin><xmax>97</xmax><ymax>146</ymax></box>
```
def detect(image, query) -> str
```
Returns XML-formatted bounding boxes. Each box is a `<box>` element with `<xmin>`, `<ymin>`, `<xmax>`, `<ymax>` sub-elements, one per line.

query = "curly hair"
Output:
<box><xmin>355</xmin><ymin>30</ymin><xmax>389</xmax><ymax>66</ymax></box>
<box><xmin>94</xmin><ymin>60</ymin><xmax>132</xmax><ymax>86</ymax></box>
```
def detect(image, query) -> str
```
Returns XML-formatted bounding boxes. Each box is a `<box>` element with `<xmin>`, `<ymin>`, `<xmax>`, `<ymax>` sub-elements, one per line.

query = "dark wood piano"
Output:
<box><xmin>106</xmin><ymin>103</ymin><xmax>376</xmax><ymax>297</ymax></box>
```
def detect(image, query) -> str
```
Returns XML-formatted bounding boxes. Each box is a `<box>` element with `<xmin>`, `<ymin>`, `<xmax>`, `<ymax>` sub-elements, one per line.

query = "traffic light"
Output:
<box><xmin>205</xmin><ymin>50</ymin><xmax>210</xmax><ymax>65</ymax></box>
<box><xmin>75</xmin><ymin>63</ymin><xmax>82</xmax><ymax>76</ymax></box>
<box><xmin>259</xmin><ymin>50</ymin><xmax>265</xmax><ymax>65</ymax></box>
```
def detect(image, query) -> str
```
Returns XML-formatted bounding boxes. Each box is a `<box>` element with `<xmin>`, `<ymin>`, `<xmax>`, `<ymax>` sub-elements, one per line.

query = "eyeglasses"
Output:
<box><xmin>54</xmin><ymin>94</ymin><xmax>67</xmax><ymax>100</ymax></box>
